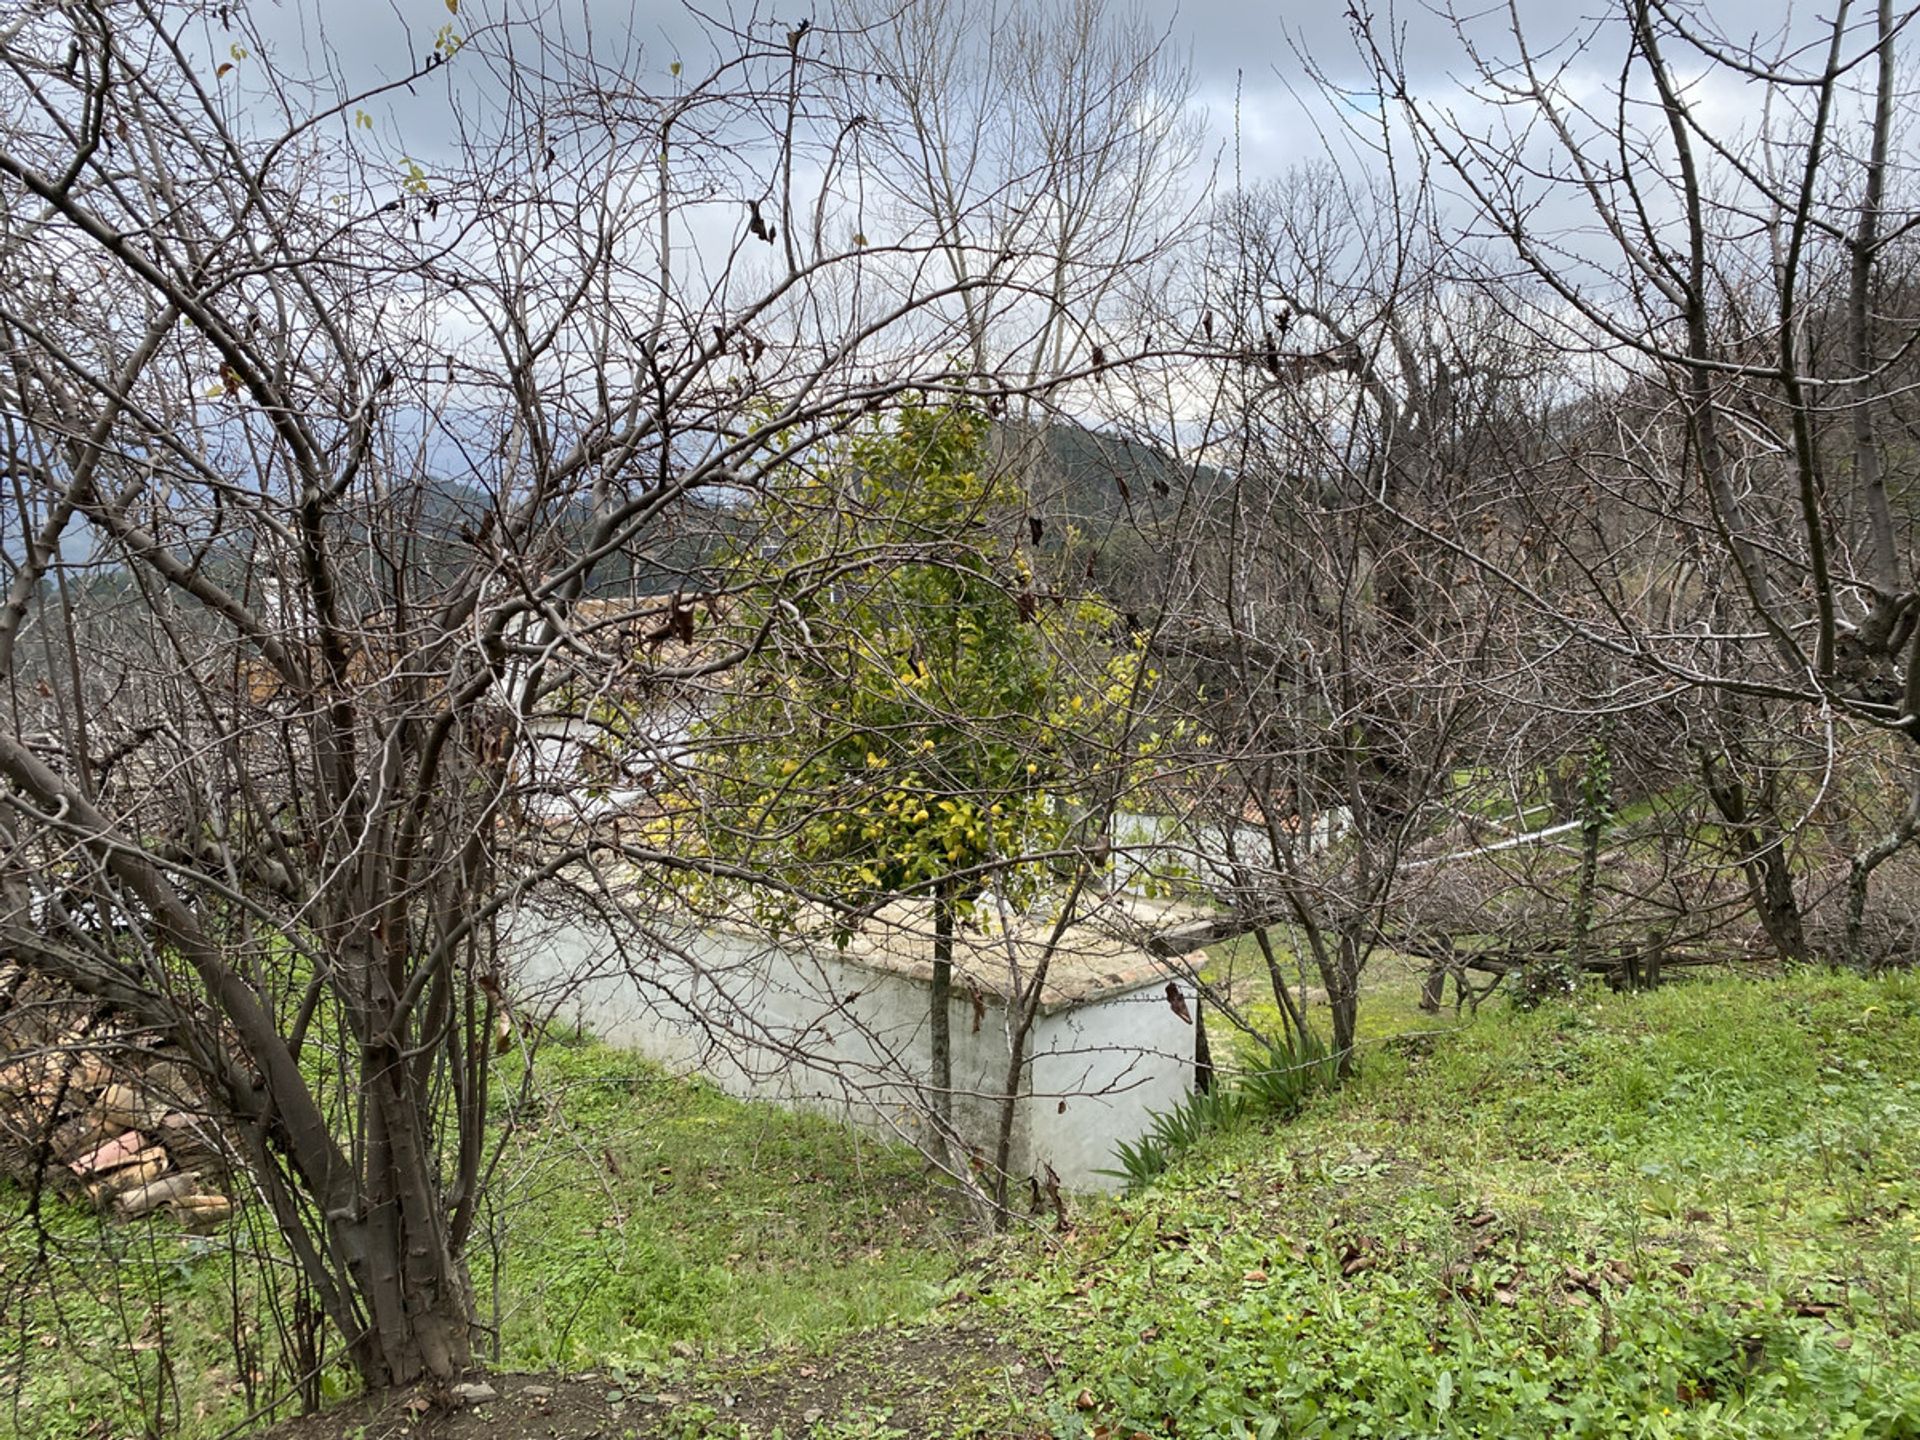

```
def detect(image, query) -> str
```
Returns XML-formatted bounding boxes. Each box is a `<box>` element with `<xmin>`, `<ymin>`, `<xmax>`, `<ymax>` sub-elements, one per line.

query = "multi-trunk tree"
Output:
<box><xmin>0</xmin><ymin>0</ymin><xmax>1175</xmax><ymax>1397</ymax></box>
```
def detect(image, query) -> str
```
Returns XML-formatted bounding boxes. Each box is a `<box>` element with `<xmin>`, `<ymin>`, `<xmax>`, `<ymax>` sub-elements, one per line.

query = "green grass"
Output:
<box><xmin>0</xmin><ymin>1032</ymin><xmax>957</xmax><ymax>1440</ymax></box>
<box><xmin>13</xmin><ymin>972</ymin><xmax>1920</xmax><ymax>1439</ymax></box>
<box><xmin>1199</xmin><ymin>934</ymin><xmax>1474</xmax><ymax>1056</ymax></box>
<box><xmin>475</xmin><ymin>1037</ymin><xmax>955</xmax><ymax>1372</ymax></box>
<box><xmin>0</xmin><ymin>1195</ymin><xmax>253</xmax><ymax>1440</ymax></box>
<box><xmin>981</xmin><ymin>972</ymin><xmax>1920</xmax><ymax>1438</ymax></box>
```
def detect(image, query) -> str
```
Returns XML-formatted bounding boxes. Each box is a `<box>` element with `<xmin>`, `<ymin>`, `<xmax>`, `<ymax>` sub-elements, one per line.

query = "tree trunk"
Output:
<box><xmin>1700</xmin><ymin>752</ymin><xmax>1809</xmax><ymax>965</ymax></box>
<box><xmin>1844</xmin><ymin>777</ymin><xmax>1920</xmax><ymax>968</ymax></box>
<box><xmin>1569</xmin><ymin>813</ymin><xmax>1603</xmax><ymax>968</ymax></box>
<box><xmin>1194</xmin><ymin>1003</ymin><xmax>1214</xmax><ymax>1095</ymax></box>
<box><xmin>1328</xmin><ymin>981</ymin><xmax>1358</xmax><ymax>1078</ymax></box>
<box><xmin>1252</xmin><ymin>926</ymin><xmax>1310</xmax><ymax>1044</ymax></box>
<box><xmin>1328</xmin><ymin>933</ymin><xmax>1361</xmax><ymax>1078</ymax></box>
<box><xmin>987</xmin><ymin>966</ymin><xmax>1039</xmax><ymax>1223</ymax></box>
<box><xmin>1548</xmin><ymin>732</ymin><xmax>1612</xmax><ymax>1002</ymax></box>
<box><xmin>929</xmin><ymin>883</ymin><xmax>955</xmax><ymax>1165</ymax></box>
<box><xmin>1419</xmin><ymin>935</ymin><xmax>1455</xmax><ymax>1013</ymax></box>
<box><xmin>339</xmin><ymin>1207</ymin><xmax>474</xmax><ymax>1388</ymax></box>
<box><xmin>349</xmin><ymin>1047</ymin><xmax>475</xmax><ymax>1387</ymax></box>
<box><xmin>1750</xmin><ymin>840</ymin><xmax>1810</xmax><ymax>965</ymax></box>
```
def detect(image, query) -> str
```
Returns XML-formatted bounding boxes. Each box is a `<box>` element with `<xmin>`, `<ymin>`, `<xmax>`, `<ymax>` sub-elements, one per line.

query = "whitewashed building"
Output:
<box><xmin>508</xmin><ymin>894</ymin><xmax>1203</xmax><ymax>1191</ymax></box>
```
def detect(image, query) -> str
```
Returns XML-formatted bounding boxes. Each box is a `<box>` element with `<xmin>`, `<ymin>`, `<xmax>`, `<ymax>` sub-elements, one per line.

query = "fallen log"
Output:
<box><xmin>86</xmin><ymin>1154</ymin><xmax>166</xmax><ymax>1205</ymax></box>
<box><xmin>115</xmin><ymin>1173</ymin><xmax>195</xmax><ymax>1219</ymax></box>
<box><xmin>68</xmin><ymin>1129</ymin><xmax>147</xmax><ymax>1178</ymax></box>
<box><xmin>95</xmin><ymin>1082</ymin><xmax>144</xmax><ymax>1130</ymax></box>
<box><xmin>170</xmin><ymin>1193</ymin><xmax>233</xmax><ymax>1230</ymax></box>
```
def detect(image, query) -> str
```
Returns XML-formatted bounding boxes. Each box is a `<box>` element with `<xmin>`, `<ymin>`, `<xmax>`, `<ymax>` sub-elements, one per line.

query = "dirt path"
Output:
<box><xmin>265</xmin><ymin>1319</ymin><xmax>1046</xmax><ymax>1440</ymax></box>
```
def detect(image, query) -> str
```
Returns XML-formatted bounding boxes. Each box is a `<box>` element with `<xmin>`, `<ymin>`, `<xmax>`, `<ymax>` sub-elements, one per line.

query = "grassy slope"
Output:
<box><xmin>983</xmin><ymin>973</ymin><xmax>1920</xmax><ymax>1439</ymax></box>
<box><xmin>8</xmin><ymin>973</ymin><xmax>1920</xmax><ymax>1439</ymax></box>
<box><xmin>476</xmin><ymin>1036</ymin><xmax>952</xmax><ymax>1372</ymax></box>
<box><xmin>0</xmin><ymin>1039</ymin><xmax>955</xmax><ymax>1440</ymax></box>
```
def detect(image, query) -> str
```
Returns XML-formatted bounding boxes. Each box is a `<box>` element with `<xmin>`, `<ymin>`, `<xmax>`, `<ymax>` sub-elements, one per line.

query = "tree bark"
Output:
<box><xmin>1700</xmin><ymin>753</ymin><xmax>1809</xmax><ymax>965</ymax></box>
<box><xmin>929</xmin><ymin>883</ymin><xmax>955</xmax><ymax>1166</ymax></box>
<box><xmin>1327</xmin><ymin>964</ymin><xmax>1359</xmax><ymax>1078</ymax></box>
<box><xmin>1193</xmin><ymin>1003</ymin><xmax>1215</xmax><ymax>1095</ymax></box>
<box><xmin>353</xmin><ymin>1045</ymin><xmax>475</xmax><ymax>1387</ymax></box>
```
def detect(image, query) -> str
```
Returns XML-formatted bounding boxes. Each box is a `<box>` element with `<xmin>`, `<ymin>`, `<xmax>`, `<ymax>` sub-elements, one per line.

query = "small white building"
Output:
<box><xmin>491</xmin><ymin>599</ymin><xmax>1212</xmax><ymax>1190</ymax></box>
<box><xmin>1112</xmin><ymin>805</ymin><xmax>1353</xmax><ymax>895</ymax></box>
<box><xmin>508</xmin><ymin>895</ymin><xmax>1202</xmax><ymax>1191</ymax></box>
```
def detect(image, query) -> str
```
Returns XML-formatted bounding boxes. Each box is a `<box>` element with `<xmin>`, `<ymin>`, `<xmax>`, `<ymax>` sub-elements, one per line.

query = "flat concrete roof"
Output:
<box><xmin>529</xmin><ymin>857</ymin><xmax>1209</xmax><ymax>1015</ymax></box>
<box><xmin>809</xmin><ymin>894</ymin><xmax>1208</xmax><ymax>1014</ymax></box>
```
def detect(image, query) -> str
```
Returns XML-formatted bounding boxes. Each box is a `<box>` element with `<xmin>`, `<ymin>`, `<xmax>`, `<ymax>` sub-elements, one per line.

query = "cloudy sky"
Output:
<box><xmin>232</xmin><ymin>0</ymin><xmax>1856</xmax><ymax>193</ymax></box>
<box><xmin>250</xmin><ymin>0</ymin><xmax>1506</xmax><ymax>157</ymax></box>
<box><xmin>216</xmin><ymin>0</ymin><xmax>1886</xmax><ymax>370</ymax></box>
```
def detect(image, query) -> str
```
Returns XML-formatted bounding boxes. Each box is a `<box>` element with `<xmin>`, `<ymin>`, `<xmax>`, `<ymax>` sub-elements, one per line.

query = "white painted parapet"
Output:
<box><xmin>507</xmin><ymin>898</ymin><xmax>1199</xmax><ymax>1192</ymax></box>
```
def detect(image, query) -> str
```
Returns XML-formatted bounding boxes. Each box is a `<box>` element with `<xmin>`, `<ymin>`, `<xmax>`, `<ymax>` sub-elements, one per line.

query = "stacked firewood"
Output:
<box><xmin>0</xmin><ymin>962</ymin><xmax>233</xmax><ymax>1228</ymax></box>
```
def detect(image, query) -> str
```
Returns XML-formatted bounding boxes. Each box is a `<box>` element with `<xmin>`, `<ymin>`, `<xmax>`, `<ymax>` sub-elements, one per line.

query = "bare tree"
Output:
<box><xmin>0</xmin><ymin>0</ymin><xmax>1177</xmax><ymax>1395</ymax></box>
<box><xmin>1091</xmin><ymin>153</ymin><xmax>1558</xmax><ymax>1063</ymax></box>
<box><xmin>1337</xmin><ymin>0</ymin><xmax>1920</xmax><ymax>965</ymax></box>
<box><xmin>835</xmin><ymin>0</ymin><xmax>1201</xmax><ymax>388</ymax></box>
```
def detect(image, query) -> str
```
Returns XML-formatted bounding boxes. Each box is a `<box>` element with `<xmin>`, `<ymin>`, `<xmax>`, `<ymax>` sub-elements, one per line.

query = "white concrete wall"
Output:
<box><xmin>1113</xmin><ymin>809</ymin><xmax>1352</xmax><ymax>895</ymax></box>
<box><xmin>505</xmin><ymin>908</ymin><xmax>1194</xmax><ymax>1191</ymax></box>
<box><xmin>1027</xmin><ymin>985</ymin><xmax>1198</xmax><ymax>1186</ymax></box>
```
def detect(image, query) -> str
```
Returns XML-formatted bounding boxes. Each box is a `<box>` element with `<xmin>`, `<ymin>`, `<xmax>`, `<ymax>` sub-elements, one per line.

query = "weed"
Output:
<box><xmin>1007</xmin><ymin>974</ymin><xmax>1920</xmax><ymax>1438</ymax></box>
<box><xmin>1100</xmin><ymin>1026</ymin><xmax>1337</xmax><ymax>1190</ymax></box>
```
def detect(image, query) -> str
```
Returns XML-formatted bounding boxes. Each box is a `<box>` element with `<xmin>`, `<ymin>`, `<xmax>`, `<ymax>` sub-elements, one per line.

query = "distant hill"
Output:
<box><xmin>993</xmin><ymin>420</ymin><xmax>1227</xmax><ymax>615</ymax></box>
<box><xmin>54</xmin><ymin>420</ymin><xmax>1209</xmax><ymax>630</ymax></box>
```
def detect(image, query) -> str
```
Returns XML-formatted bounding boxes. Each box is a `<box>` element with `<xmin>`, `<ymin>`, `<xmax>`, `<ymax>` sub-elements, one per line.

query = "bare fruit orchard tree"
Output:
<box><xmin>0</xmin><ymin>0</ymin><xmax>1178</xmax><ymax>1395</ymax></box>
<box><xmin>1338</xmin><ymin>0</ymin><xmax>1920</xmax><ymax>966</ymax></box>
